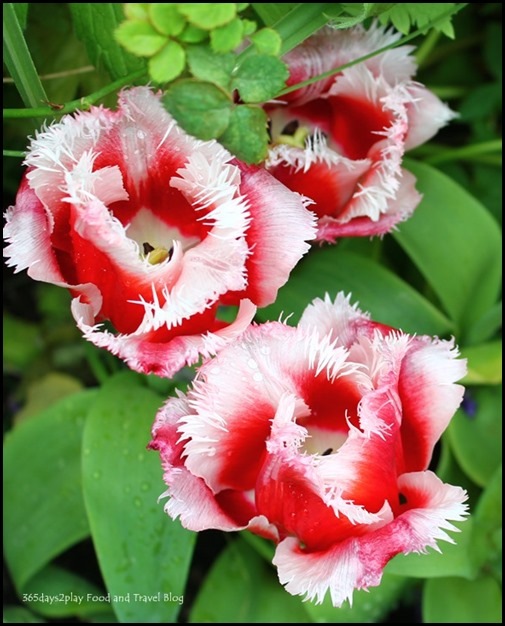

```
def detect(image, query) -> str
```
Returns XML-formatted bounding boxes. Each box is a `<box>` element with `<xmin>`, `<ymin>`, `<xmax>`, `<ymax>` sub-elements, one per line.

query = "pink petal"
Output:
<box><xmin>273</xmin><ymin>471</ymin><xmax>468</xmax><ymax>607</ymax></box>
<box><xmin>404</xmin><ymin>84</ymin><xmax>456</xmax><ymax>150</ymax></box>
<box><xmin>398</xmin><ymin>337</ymin><xmax>467</xmax><ymax>471</ymax></box>
<box><xmin>226</xmin><ymin>163</ymin><xmax>316</xmax><ymax>307</ymax></box>
<box><xmin>4</xmin><ymin>176</ymin><xmax>64</xmax><ymax>284</ymax></box>
<box><xmin>72</xmin><ymin>296</ymin><xmax>257</xmax><ymax>377</ymax></box>
<box><xmin>282</xmin><ymin>23</ymin><xmax>416</xmax><ymax>105</ymax></box>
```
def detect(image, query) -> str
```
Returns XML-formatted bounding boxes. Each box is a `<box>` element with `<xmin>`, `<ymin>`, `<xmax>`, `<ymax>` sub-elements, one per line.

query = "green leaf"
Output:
<box><xmin>187</xmin><ymin>45</ymin><xmax>235</xmax><ymax>88</ymax></box>
<box><xmin>24</xmin><ymin>565</ymin><xmax>111</xmax><ymax>618</ymax></box>
<box><xmin>14</xmin><ymin>373</ymin><xmax>84</xmax><ymax>422</ymax></box>
<box><xmin>3</xmin><ymin>2</ymin><xmax>47</xmax><ymax>107</ymax></box>
<box><xmin>460</xmin><ymin>341</ymin><xmax>502</xmax><ymax>385</ymax></box>
<box><xmin>69</xmin><ymin>4</ymin><xmax>146</xmax><ymax>79</ymax></box>
<box><xmin>395</xmin><ymin>160</ymin><xmax>501</xmax><ymax>335</ymax></box>
<box><xmin>220</xmin><ymin>105</ymin><xmax>268</xmax><ymax>163</ymax></box>
<box><xmin>466</xmin><ymin>301</ymin><xmax>502</xmax><ymax>345</ymax></box>
<box><xmin>82</xmin><ymin>373</ymin><xmax>195</xmax><ymax>623</ymax></box>
<box><xmin>423</xmin><ymin>576</ymin><xmax>502</xmax><ymax>623</ymax></box>
<box><xmin>250</xmin><ymin>27</ymin><xmax>282</xmax><ymax>55</ymax></box>
<box><xmin>176</xmin><ymin>3</ymin><xmax>236</xmax><ymax>30</ymax></box>
<box><xmin>470</xmin><ymin>465</ymin><xmax>502</xmax><ymax>582</ymax></box>
<box><xmin>256</xmin><ymin>248</ymin><xmax>455</xmax><ymax>337</ymax></box>
<box><xmin>305</xmin><ymin>569</ymin><xmax>411</xmax><ymax>623</ymax></box>
<box><xmin>251</xmin><ymin>3</ymin><xmax>300</xmax><ymax>26</ymax></box>
<box><xmin>270</xmin><ymin>3</ymin><xmax>331</xmax><ymax>55</ymax></box>
<box><xmin>378</xmin><ymin>3</ymin><xmax>458</xmax><ymax>38</ymax></box>
<box><xmin>448</xmin><ymin>386</ymin><xmax>502</xmax><ymax>487</ymax></box>
<box><xmin>3</xmin><ymin>391</ymin><xmax>95</xmax><ymax>591</ymax></box>
<box><xmin>114</xmin><ymin>20</ymin><xmax>167</xmax><ymax>56</ymax></box>
<box><xmin>178</xmin><ymin>23</ymin><xmax>208</xmax><ymax>43</ymax></box>
<box><xmin>3</xmin><ymin>607</ymin><xmax>46</xmax><ymax>623</ymax></box>
<box><xmin>210</xmin><ymin>17</ymin><xmax>244</xmax><ymax>53</ymax></box>
<box><xmin>13</xmin><ymin>3</ymin><xmax>28</xmax><ymax>29</ymax></box>
<box><xmin>3</xmin><ymin>313</ymin><xmax>42</xmax><ymax>373</ymax></box>
<box><xmin>325</xmin><ymin>3</ymin><xmax>377</xmax><ymax>29</ymax></box>
<box><xmin>149</xmin><ymin>3</ymin><xmax>186</xmax><ymax>36</ymax></box>
<box><xmin>148</xmin><ymin>40</ymin><xmax>186</xmax><ymax>82</ymax></box>
<box><xmin>163</xmin><ymin>79</ymin><xmax>232</xmax><ymax>139</ymax></box>
<box><xmin>124</xmin><ymin>4</ymin><xmax>150</xmax><ymax>21</ymax></box>
<box><xmin>233</xmin><ymin>54</ymin><xmax>288</xmax><ymax>102</ymax></box>
<box><xmin>190</xmin><ymin>539</ymin><xmax>311</xmax><ymax>623</ymax></box>
<box><xmin>387</xmin><ymin>520</ymin><xmax>475</xmax><ymax>579</ymax></box>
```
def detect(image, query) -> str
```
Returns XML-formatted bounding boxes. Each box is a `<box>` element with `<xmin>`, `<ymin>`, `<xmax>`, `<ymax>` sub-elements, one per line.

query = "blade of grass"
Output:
<box><xmin>3</xmin><ymin>3</ymin><xmax>47</xmax><ymax>107</ymax></box>
<box><xmin>274</xmin><ymin>3</ymin><xmax>331</xmax><ymax>55</ymax></box>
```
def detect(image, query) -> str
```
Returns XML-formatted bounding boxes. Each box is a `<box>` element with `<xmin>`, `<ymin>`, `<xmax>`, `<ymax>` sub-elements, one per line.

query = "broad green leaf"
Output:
<box><xmin>448</xmin><ymin>386</ymin><xmax>502</xmax><ymax>487</ymax></box>
<box><xmin>13</xmin><ymin>3</ymin><xmax>28</xmax><ymax>29</ymax></box>
<box><xmin>436</xmin><ymin>438</ymin><xmax>481</xmax><ymax>507</ymax></box>
<box><xmin>114</xmin><ymin>20</ymin><xmax>167</xmax><ymax>56</ymax></box>
<box><xmin>3</xmin><ymin>313</ymin><xmax>42</xmax><ymax>372</ymax></box>
<box><xmin>220</xmin><ymin>105</ymin><xmax>268</xmax><ymax>163</ymax></box>
<box><xmin>163</xmin><ymin>79</ymin><xmax>232</xmax><ymax>139</ymax></box>
<box><xmin>148</xmin><ymin>40</ymin><xmax>186</xmax><ymax>82</ymax></box>
<box><xmin>24</xmin><ymin>565</ymin><xmax>111</xmax><ymax>618</ymax></box>
<box><xmin>3</xmin><ymin>607</ymin><xmax>46</xmax><ymax>623</ymax></box>
<box><xmin>387</xmin><ymin>520</ymin><xmax>474</xmax><ymax>579</ymax></box>
<box><xmin>233</xmin><ymin>54</ymin><xmax>288</xmax><ymax>102</ymax></box>
<box><xmin>256</xmin><ymin>248</ymin><xmax>454</xmax><ymax>337</ymax></box>
<box><xmin>470</xmin><ymin>466</ymin><xmax>502</xmax><ymax>582</ymax></box>
<box><xmin>460</xmin><ymin>341</ymin><xmax>502</xmax><ymax>385</ymax></box>
<box><xmin>251</xmin><ymin>3</ymin><xmax>300</xmax><ymax>26</ymax></box>
<box><xmin>14</xmin><ymin>373</ymin><xmax>83</xmax><ymax>423</ymax></box>
<box><xmin>423</xmin><ymin>576</ymin><xmax>502</xmax><ymax>623</ymax></box>
<box><xmin>395</xmin><ymin>160</ymin><xmax>501</xmax><ymax>335</ymax></box>
<box><xmin>3</xmin><ymin>391</ymin><xmax>95</xmax><ymax>591</ymax></box>
<box><xmin>305</xmin><ymin>569</ymin><xmax>411</xmax><ymax>623</ymax></box>
<box><xmin>466</xmin><ymin>301</ymin><xmax>502</xmax><ymax>345</ymax></box>
<box><xmin>250</xmin><ymin>27</ymin><xmax>282</xmax><ymax>55</ymax></box>
<box><xmin>176</xmin><ymin>3</ymin><xmax>236</xmax><ymax>30</ymax></box>
<box><xmin>69</xmin><ymin>4</ymin><xmax>146</xmax><ymax>79</ymax></box>
<box><xmin>210</xmin><ymin>17</ymin><xmax>244</xmax><ymax>53</ymax></box>
<box><xmin>190</xmin><ymin>539</ymin><xmax>311</xmax><ymax>623</ymax></box>
<box><xmin>149</xmin><ymin>3</ymin><xmax>186</xmax><ymax>36</ymax></box>
<box><xmin>82</xmin><ymin>373</ymin><xmax>195</xmax><ymax>623</ymax></box>
<box><xmin>3</xmin><ymin>3</ymin><xmax>47</xmax><ymax>107</ymax></box>
<box><xmin>186</xmin><ymin>45</ymin><xmax>235</xmax><ymax>88</ymax></box>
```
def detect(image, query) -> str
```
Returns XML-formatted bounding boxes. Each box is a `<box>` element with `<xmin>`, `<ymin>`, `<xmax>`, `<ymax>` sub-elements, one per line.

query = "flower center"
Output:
<box><xmin>126</xmin><ymin>207</ymin><xmax>200</xmax><ymax>265</ymax></box>
<box><xmin>277</xmin><ymin>121</ymin><xmax>312</xmax><ymax>148</ymax></box>
<box><xmin>302</xmin><ymin>426</ymin><xmax>348</xmax><ymax>457</ymax></box>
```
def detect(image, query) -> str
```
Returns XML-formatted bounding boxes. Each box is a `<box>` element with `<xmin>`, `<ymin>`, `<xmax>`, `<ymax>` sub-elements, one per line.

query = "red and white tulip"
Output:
<box><xmin>150</xmin><ymin>293</ymin><xmax>468</xmax><ymax>606</ymax></box>
<box><xmin>4</xmin><ymin>87</ymin><xmax>316</xmax><ymax>377</ymax></box>
<box><xmin>266</xmin><ymin>24</ymin><xmax>455</xmax><ymax>242</ymax></box>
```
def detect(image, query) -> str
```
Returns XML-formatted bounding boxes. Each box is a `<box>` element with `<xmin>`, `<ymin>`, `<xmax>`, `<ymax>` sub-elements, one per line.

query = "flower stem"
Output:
<box><xmin>3</xmin><ymin>149</ymin><xmax>25</xmax><ymax>158</ymax></box>
<box><xmin>276</xmin><ymin>3</ymin><xmax>469</xmax><ymax>98</ymax></box>
<box><xmin>415</xmin><ymin>29</ymin><xmax>441</xmax><ymax>68</ymax></box>
<box><xmin>3</xmin><ymin>68</ymin><xmax>147</xmax><ymax>119</ymax></box>
<box><xmin>425</xmin><ymin>140</ymin><xmax>502</xmax><ymax>165</ymax></box>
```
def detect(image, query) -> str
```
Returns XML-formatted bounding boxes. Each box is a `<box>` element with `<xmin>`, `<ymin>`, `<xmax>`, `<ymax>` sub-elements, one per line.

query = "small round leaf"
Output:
<box><xmin>233</xmin><ymin>54</ymin><xmax>288</xmax><ymax>103</ymax></box>
<box><xmin>148</xmin><ymin>40</ymin><xmax>186</xmax><ymax>83</ymax></box>
<box><xmin>115</xmin><ymin>20</ymin><xmax>167</xmax><ymax>57</ymax></box>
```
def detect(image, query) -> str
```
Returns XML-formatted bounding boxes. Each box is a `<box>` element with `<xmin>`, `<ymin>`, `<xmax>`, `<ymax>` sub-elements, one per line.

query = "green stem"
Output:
<box><xmin>3</xmin><ymin>68</ymin><xmax>147</xmax><ymax>119</ymax></box>
<box><xmin>3</xmin><ymin>149</ymin><xmax>25</xmax><ymax>158</ymax></box>
<box><xmin>425</xmin><ymin>140</ymin><xmax>502</xmax><ymax>165</ymax></box>
<box><xmin>277</xmin><ymin>3</ymin><xmax>468</xmax><ymax>98</ymax></box>
<box><xmin>3</xmin><ymin>3</ymin><xmax>47</xmax><ymax>108</ymax></box>
<box><xmin>415</xmin><ymin>29</ymin><xmax>441</xmax><ymax>68</ymax></box>
<box><xmin>84</xmin><ymin>343</ymin><xmax>110</xmax><ymax>385</ymax></box>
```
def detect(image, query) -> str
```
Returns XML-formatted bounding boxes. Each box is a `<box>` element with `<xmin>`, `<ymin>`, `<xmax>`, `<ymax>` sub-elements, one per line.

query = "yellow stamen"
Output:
<box><xmin>147</xmin><ymin>247</ymin><xmax>170</xmax><ymax>265</ymax></box>
<box><xmin>277</xmin><ymin>126</ymin><xmax>311</xmax><ymax>149</ymax></box>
